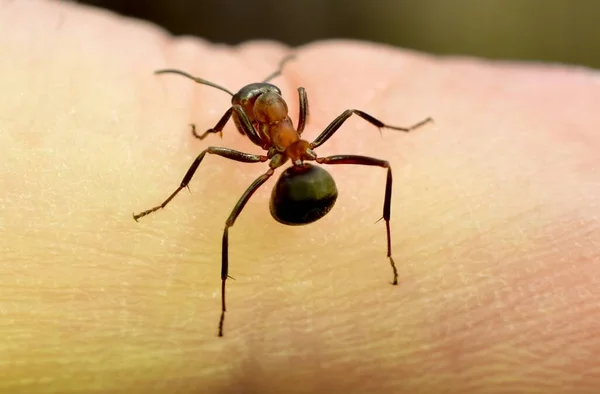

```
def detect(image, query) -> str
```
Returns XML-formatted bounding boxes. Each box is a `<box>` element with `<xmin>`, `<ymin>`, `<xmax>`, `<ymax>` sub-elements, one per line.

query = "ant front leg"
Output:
<box><xmin>219</xmin><ymin>168</ymin><xmax>275</xmax><ymax>337</ymax></box>
<box><xmin>132</xmin><ymin>147</ymin><xmax>267</xmax><ymax>221</ymax></box>
<box><xmin>316</xmin><ymin>154</ymin><xmax>399</xmax><ymax>285</ymax></box>
<box><xmin>310</xmin><ymin>110</ymin><xmax>432</xmax><ymax>149</ymax></box>
<box><xmin>191</xmin><ymin>107</ymin><xmax>233</xmax><ymax>140</ymax></box>
<box><xmin>231</xmin><ymin>104</ymin><xmax>267</xmax><ymax>147</ymax></box>
<box><xmin>296</xmin><ymin>87</ymin><xmax>309</xmax><ymax>134</ymax></box>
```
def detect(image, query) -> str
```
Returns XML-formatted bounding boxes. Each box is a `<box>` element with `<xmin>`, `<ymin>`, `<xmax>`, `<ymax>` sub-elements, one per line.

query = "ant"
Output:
<box><xmin>133</xmin><ymin>55</ymin><xmax>432</xmax><ymax>337</ymax></box>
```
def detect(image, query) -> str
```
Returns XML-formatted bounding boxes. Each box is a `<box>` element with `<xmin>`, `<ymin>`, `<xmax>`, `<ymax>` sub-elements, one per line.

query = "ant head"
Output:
<box><xmin>254</xmin><ymin>91</ymin><xmax>288</xmax><ymax>124</ymax></box>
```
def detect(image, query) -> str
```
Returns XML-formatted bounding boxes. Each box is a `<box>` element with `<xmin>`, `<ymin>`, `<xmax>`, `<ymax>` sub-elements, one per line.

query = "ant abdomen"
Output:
<box><xmin>269</xmin><ymin>163</ymin><xmax>338</xmax><ymax>225</ymax></box>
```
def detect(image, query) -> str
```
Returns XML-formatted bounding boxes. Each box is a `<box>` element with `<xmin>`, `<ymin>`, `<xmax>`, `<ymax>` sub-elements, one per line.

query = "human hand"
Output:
<box><xmin>1</xmin><ymin>1</ymin><xmax>599</xmax><ymax>393</ymax></box>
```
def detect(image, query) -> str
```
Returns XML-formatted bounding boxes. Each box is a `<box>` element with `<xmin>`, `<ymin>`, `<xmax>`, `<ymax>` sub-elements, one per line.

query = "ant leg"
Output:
<box><xmin>192</xmin><ymin>104</ymin><xmax>266</xmax><ymax>148</ymax></box>
<box><xmin>231</xmin><ymin>104</ymin><xmax>267</xmax><ymax>147</ymax></box>
<box><xmin>316</xmin><ymin>155</ymin><xmax>399</xmax><ymax>285</ymax></box>
<box><xmin>191</xmin><ymin>107</ymin><xmax>233</xmax><ymax>140</ymax></box>
<box><xmin>132</xmin><ymin>147</ymin><xmax>268</xmax><ymax>221</ymax></box>
<box><xmin>219</xmin><ymin>168</ymin><xmax>275</xmax><ymax>337</ymax></box>
<box><xmin>297</xmin><ymin>87</ymin><xmax>309</xmax><ymax>134</ymax></box>
<box><xmin>310</xmin><ymin>110</ymin><xmax>432</xmax><ymax>149</ymax></box>
<box><xmin>262</xmin><ymin>54</ymin><xmax>296</xmax><ymax>83</ymax></box>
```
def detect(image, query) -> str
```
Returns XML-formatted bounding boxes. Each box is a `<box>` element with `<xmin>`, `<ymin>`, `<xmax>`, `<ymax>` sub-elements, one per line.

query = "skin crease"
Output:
<box><xmin>1</xmin><ymin>1</ymin><xmax>600</xmax><ymax>393</ymax></box>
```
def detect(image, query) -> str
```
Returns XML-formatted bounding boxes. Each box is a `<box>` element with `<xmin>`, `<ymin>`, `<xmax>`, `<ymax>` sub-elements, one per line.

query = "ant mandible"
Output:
<box><xmin>133</xmin><ymin>55</ymin><xmax>432</xmax><ymax>337</ymax></box>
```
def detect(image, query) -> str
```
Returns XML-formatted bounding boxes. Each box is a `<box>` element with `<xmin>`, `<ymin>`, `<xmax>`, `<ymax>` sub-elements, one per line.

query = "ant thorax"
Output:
<box><xmin>267</xmin><ymin>118</ymin><xmax>300</xmax><ymax>152</ymax></box>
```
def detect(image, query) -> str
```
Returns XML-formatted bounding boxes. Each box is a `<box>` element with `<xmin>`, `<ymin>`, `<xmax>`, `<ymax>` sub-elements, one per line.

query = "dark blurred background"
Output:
<box><xmin>75</xmin><ymin>0</ymin><xmax>599</xmax><ymax>68</ymax></box>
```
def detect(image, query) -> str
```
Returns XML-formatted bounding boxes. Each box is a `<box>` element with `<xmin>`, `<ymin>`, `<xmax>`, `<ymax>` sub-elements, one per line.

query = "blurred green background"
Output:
<box><xmin>77</xmin><ymin>0</ymin><xmax>599</xmax><ymax>68</ymax></box>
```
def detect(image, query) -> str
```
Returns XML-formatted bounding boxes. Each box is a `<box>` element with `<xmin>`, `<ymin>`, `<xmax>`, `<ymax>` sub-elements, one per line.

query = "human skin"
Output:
<box><xmin>1</xmin><ymin>1</ymin><xmax>600</xmax><ymax>393</ymax></box>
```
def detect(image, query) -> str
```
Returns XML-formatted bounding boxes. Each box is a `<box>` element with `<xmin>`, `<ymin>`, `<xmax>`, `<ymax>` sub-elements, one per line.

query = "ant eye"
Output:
<box><xmin>254</xmin><ymin>92</ymin><xmax>288</xmax><ymax>123</ymax></box>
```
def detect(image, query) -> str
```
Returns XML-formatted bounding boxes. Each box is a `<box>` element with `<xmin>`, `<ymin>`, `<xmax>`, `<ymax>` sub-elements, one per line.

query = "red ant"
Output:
<box><xmin>133</xmin><ymin>55</ymin><xmax>432</xmax><ymax>336</ymax></box>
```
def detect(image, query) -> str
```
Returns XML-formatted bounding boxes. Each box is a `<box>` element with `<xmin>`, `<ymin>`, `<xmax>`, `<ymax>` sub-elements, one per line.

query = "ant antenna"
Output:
<box><xmin>262</xmin><ymin>54</ymin><xmax>296</xmax><ymax>83</ymax></box>
<box><xmin>154</xmin><ymin>69</ymin><xmax>235</xmax><ymax>97</ymax></box>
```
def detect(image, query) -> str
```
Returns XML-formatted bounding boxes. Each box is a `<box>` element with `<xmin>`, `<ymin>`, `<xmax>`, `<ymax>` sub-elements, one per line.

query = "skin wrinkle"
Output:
<box><xmin>415</xmin><ymin>190</ymin><xmax>599</xmax><ymax>388</ymax></box>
